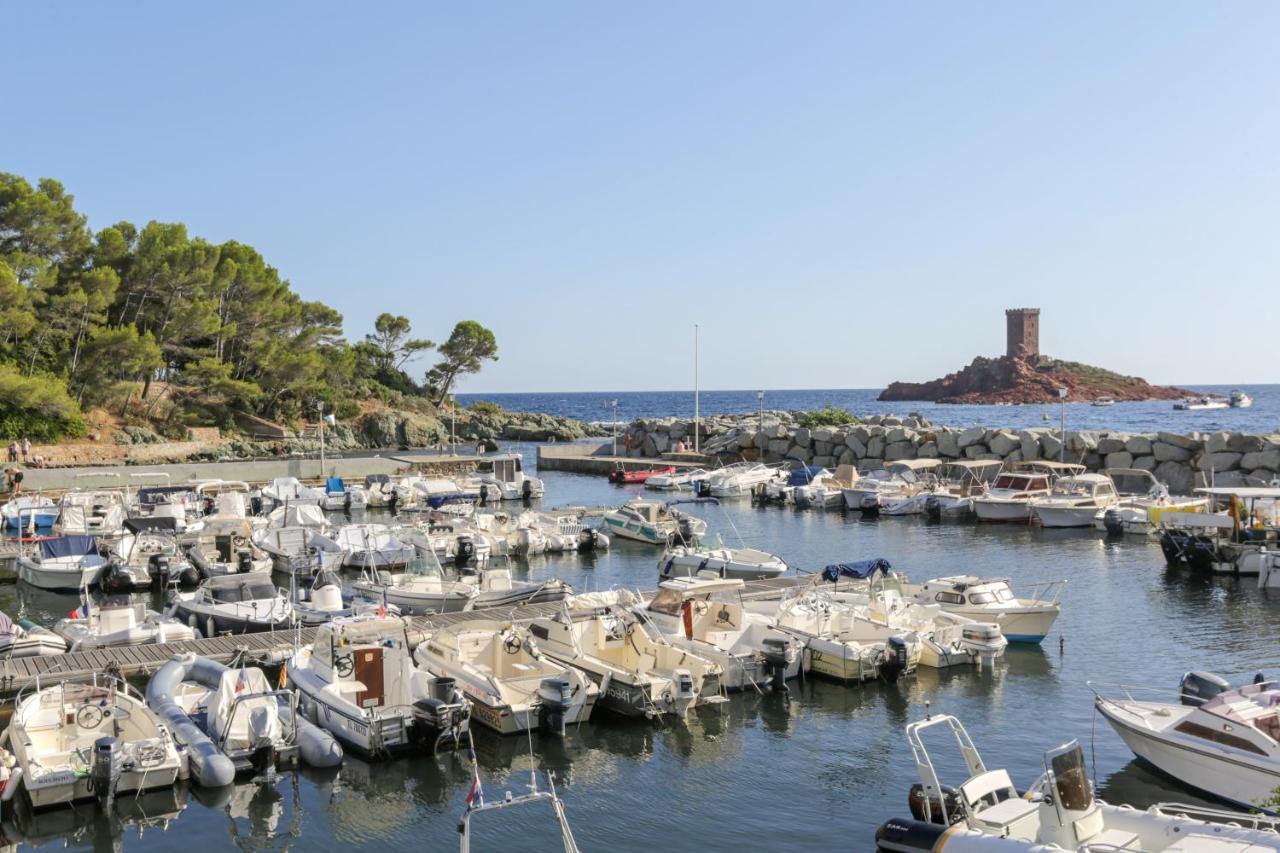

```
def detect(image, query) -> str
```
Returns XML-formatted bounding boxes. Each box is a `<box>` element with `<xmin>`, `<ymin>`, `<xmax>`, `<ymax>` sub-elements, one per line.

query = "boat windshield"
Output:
<box><xmin>648</xmin><ymin>588</ymin><xmax>684</xmax><ymax>616</ymax></box>
<box><xmin>968</xmin><ymin>587</ymin><xmax>1014</xmax><ymax>604</ymax></box>
<box><xmin>212</xmin><ymin>581</ymin><xmax>277</xmax><ymax>603</ymax></box>
<box><xmin>406</xmin><ymin>556</ymin><xmax>443</xmax><ymax>579</ymax></box>
<box><xmin>700</xmin><ymin>533</ymin><xmax>724</xmax><ymax>549</ymax></box>
<box><xmin>1050</xmin><ymin>744</ymin><xmax>1092</xmax><ymax>811</ymax></box>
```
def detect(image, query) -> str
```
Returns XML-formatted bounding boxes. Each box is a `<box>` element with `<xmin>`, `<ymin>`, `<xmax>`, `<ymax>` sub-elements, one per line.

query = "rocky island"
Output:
<box><xmin>879</xmin><ymin>308</ymin><xmax>1189</xmax><ymax>404</ymax></box>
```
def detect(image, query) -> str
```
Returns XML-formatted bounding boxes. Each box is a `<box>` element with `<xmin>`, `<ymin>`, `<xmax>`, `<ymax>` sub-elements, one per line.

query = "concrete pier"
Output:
<box><xmin>537</xmin><ymin>442</ymin><xmax>713</xmax><ymax>476</ymax></box>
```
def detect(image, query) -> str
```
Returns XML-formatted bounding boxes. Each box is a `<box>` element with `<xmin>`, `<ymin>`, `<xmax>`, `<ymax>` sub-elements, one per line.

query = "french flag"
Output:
<box><xmin>464</xmin><ymin>771</ymin><xmax>483</xmax><ymax>810</ymax></box>
<box><xmin>68</xmin><ymin>602</ymin><xmax>89</xmax><ymax>620</ymax></box>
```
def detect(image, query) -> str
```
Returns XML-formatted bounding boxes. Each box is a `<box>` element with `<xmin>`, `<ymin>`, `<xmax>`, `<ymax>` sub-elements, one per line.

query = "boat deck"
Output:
<box><xmin>0</xmin><ymin>576</ymin><xmax>807</xmax><ymax>699</ymax></box>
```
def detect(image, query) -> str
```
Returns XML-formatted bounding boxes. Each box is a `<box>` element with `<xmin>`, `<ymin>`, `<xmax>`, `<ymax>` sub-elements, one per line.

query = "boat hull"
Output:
<box><xmin>972</xmin><ymin>500</ymin><xmax>1032</xmax><ymax>523</ymax></box>
<box><xmin>16</xmin><ymin>560</ymin><xmax>101</xmax><ymax>592</ymax></box>
<box><xmin>1032</xmin><ymin>504</ymin><xmax>1103</xmax><ymax>528</ymax></box>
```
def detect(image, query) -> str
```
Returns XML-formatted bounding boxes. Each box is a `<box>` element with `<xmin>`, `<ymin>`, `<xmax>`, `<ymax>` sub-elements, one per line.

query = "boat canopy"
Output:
<box><xmin>889</xmin><ymin>459</ymin><xmax>944</xmax><ymax>472</ymax></box>
<box><xmin>326</xmin><ymin>476</ymin><xmax>345</xmax><ymax>493</ymax></box>
<box><xmin>124</xmin><ymin>516</ymin><xmax>179</xmax><ymax>534</ymax></box>
<box><xmin>364</xmin><ymin>474</ymin><xmax>390</xmax><ymax>486</ymax></box>
<box><xmin>1105</xmin><ymin>468</ymin><xmax>1161</xmax><ymax>496</ymax></box>
<box><xmin>40</xmin><ymin>535</ymin><xmax>98</xmax><ymax>559</ymax></box>
<box><xmin>136</xmin><ymin>485</ymin><xmax>196</xmax><ymax>505</ymax></box>
<box><xmin>822</xmin><ymin>557</ymin><xmax>892</xmax><ymax>582</ymax></box>
<box><xmin>787</xmin><ymin>467</ymin><xmax>828</xmax><ymax>486</ymax></box>
<box><xmin>1022</xmin><ymin>461</ymin><xmax>1087</xmax><ymax>475</ymax></box>
<box><xmin>269</xmin><ymin>503</ymin><xmax>328</xmax><ymax>529</ymax></box>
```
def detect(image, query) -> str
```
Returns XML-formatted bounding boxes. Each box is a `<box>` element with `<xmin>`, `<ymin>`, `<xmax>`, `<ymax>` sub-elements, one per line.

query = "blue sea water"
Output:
<box><xmin>459</xmin><ymin>384</ymin><xmax>1279</xmax><ymax>434</ymax></box>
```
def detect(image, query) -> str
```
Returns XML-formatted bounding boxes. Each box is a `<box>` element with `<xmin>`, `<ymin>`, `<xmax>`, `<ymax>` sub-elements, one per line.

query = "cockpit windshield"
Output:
<box><xmin>1050</xmin><ymin>744</ymin><xmax>1092</xmax><ymax>811</ymax></box>
<box><xmin>648</xmin><ymin>588</ymin><xmax>683</xmax><ymax>616</ymax></box>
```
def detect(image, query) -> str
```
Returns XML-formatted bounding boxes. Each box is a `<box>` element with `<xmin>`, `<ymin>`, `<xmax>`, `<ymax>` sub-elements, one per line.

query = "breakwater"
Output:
<box><xmin>622</xmin><ymin>413</ymin><xmax>1280</xmax><ymax>493</ymax></box>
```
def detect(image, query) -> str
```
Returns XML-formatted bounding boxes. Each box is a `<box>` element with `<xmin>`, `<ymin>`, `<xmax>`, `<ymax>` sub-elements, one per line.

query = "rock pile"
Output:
<box><xmin>623</xmin><ymin>415</ymin><xmax>1280</xmax><ymax>494</ymax></box>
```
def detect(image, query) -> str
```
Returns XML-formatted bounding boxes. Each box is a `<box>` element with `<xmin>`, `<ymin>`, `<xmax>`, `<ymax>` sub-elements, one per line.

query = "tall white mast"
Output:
<box><xmin>694</xmin><ymin>324</ymin><xmax>700</xmax><ymax>454</ymax></box>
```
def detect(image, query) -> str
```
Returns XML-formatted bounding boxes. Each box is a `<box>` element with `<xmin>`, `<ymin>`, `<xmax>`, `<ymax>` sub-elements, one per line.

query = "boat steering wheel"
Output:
<box><xmin>334</xmin><ymin>654</ymin><xmax>355</xmax><ymax>677</ymax></box>
<box><xmin>76</xmin><ymin>704</ymin><xmax>105</xmax><ymax>729</ymax></box>
<box><xmin>502</xmin><ymin>633</ymin><xmax>523</xmax><ymax>656</ymax></box>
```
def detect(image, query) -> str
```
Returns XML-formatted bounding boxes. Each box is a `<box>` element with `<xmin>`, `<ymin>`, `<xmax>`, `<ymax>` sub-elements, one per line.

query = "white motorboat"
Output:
<box><xmin>921</xmin><ymin>460</ymin><xmax>1004</xmax><ymax>519</ymax></box>
<box><xmin>399</xmin><ymin>476</ymin><xmax>481</xmax><ymax>513</ymax></box>
<box><xmin>293</xmin><ymin>568</ymin><xmax>401</xmax><ymax>625</ymax></box>
<box><xmin>600</xmin><ymin>499</ymin><xmax>709</xmax><ymax>546</ymax></box>
<box><xmin>16</xmin><ymin>535</ymin><xmax>108</xmax><ymax>591</ymax></box>
<box><xmin>359</xmin><ymin>474</ymin><xmax>397</xmax><ymax>507</ymax></box>
<box><xmin>459</xmin><ymin>565</ymin><xmax>574</xmax><ymax>610</ymax></box>
<box><xmin>707</xmin><ymin>463</ymin><xmax>784</xmax><ymax>498</ymax></box>
<box><xmin>644</xmin><ymin>467</ymin><xmax>709</xmax><ymax>491</ymax></box>
<box><xmin>185</xmin><ymin>519</ymin><xmax>273</xmax><ymax>578</ymax></box>
<box><xmin>254</xmin><ymin>509</ymin><xmax>344</xmax><ymax>576</ymax></box>
<box><xmin>900</xmin><ymin>575</ymin><xmax>1065</xmax><ymax>643</ymax></box>
<box><xmin>511</xmin><ymin>511</ymin><xmax>609</xmax><ymax>555</ymax></box>
<box><xmin>471</xmin><ymin>454</ymin><xmax>544</xmax><ymax>501</ymax></box>
<box><xmin>55</xmin><ymin>599</ymin><xmax>197</xmax><ymax>651</ymax></box>
<box><xmin>9</xmin><ymin>676</ymin><xmax>183</xmax><ymax>809</ymax></box>
<box><xmin>1030</xmin><ymin>472</ymin><xmax>1120</xmax><ymax>528</ymax></box>
<box><xmin>1159</xmin><ymin>487</ymin><xmax>1280</xmax><ymax>574</ymax></box>
<box><xmin>1</xmin><ymin>494</ymin><xmax>58</xmax><ymax>530</ymax></box>
<box><xmin>458</xmin><ymin>769</ymin><xmax>581</xmax><ymax>853</ymax></box>
<box><xmin>529</xmin><ymin>591</ymin><xmax>725</xmax><ymax>720</ymax></box>
<box><xmin>334</xmin><ymin>523</ymin><xmax>416</xmax><ymax>570</ymax></box>
<box><xmin>791</xmin><ymin>464</ymin><xmax>857</xmax><ymax>510</ymax></box>
<box><xmin>168</xmin><ymin>574</ymin><xmax>295</xmax><ymax>636</ymax></box>
<box><xmin>320</xmin><ymin>476</ymin><xmax>367</xmax><ymax>511</ymax></box>
<box><xmin>350</xmin><ymin>554</ymin><xmax>479</xmax><ymax>615</ymax></box>
<box><xmin>876</xmin><ymin>711</ymin><xmax>1280</xmax><ymax>852</ymax></box>
<box><xmin>972</xmin><ymin>465</ymin><xmax>1069</xmax><ymax>522</ymax></box>
<box><xmin>1093</xmin><ymin>671</ymin><xmax>1280</xmax><ymax>810</ymax></box>
<box><xmin>842</xmin><ymin>460</ymin><xmax>943</xmax><ymax>514</ymax></box>
<box><xmin>0</xmin><ymin>611</ymin><xmax>68</xmax><ymax>657</ymax></box>
<box><xmin>1091</xmin><ymin>397</ymin><xmax>1115</xmax><ymax>406</ymax></box>
<box><xmin>1174</xmin><ymin>395</ymin><xmax>1229</xmax><ymax>411</ymax></box>
<box><xmin>657</xmin><ymin>533</ymin><xmax>788</xmax><ymax>581</ymax></box>
<box><xmin>287</xmin><ymin>614</ymin><xmax>471</xmax><ymax>757</ymax></box>
<box><xmin>639</xmin><ymin>576</ymin><xmax>803</xmax><ymax>691</ymax></box>
<box><xmin>146</xmin><ymin>654</ymin><xmax>343</xmax><ymax>786</ymax></box>
<box><xmin>99</xmin><ymin>517</ymin><xmax>200</xmax><ymax>593</ymax></box>
<box><xmin>414</xmin><ymin>619</ymin><xmax>598</xmax><ymax>735</ymax></box>
<box><xmin>54</xmin><ymin>489</ymin><xmax>128</xmax><ymax>539</ymax></box>
<box><xmin>756</xmin><ymin>465</ymin><xmax>829</xmax><ymax>505</ymax></box>
<box><xmin>1094</xmin><ymin>468</ymin><xmax>1209</xmax><ymax>535</ymax></box>
<box><xmin>261</xmin><ymin>476</ymin><xmax>324</xmax><ymax>508</ymax></box>
<box><xmin>1231</xmin><ymin>389</ymin><xmax>1255</xmax><ymax>408</ymax></box>
<box><xmin>755</xmin><ymin>589</ymin><xmax>911</xmax><ymax>684</ymax></box>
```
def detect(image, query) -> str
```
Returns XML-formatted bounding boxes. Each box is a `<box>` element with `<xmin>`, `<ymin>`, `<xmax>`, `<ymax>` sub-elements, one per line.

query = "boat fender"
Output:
<box><xmin>295</xmin><ymin>714</ymin><xmax>344</xmax><ymax>768</ymax></box>
<box><xmin>0</xmin><ymin>767</ymin><xmax>21</xmax><ymax>802</ymax></box>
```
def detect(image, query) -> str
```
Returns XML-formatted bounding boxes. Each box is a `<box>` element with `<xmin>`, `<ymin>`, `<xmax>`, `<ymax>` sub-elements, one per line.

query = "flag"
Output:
<box><xmin>465</xmin><ymin>771</ymin><xmax>483</xmax><ymax>809</ymax></box>
<box><xmin>235</xmin><ymin>666</ymin><xmax>248</xmax><ymax>693</ymax></box>
<box><xmin>278</xmin><ymin>662</ymin><xmax>288</xmax><ymax>690</ymax></box>
<box><xmin>68</xmin><ymin>603</ymin><xmax>88</xmax><ymax>619</ymax></box>
<box><xmin>377</xmin><ymin>601</ymin><xmax>387</xmax><ymax>618</ymax></box>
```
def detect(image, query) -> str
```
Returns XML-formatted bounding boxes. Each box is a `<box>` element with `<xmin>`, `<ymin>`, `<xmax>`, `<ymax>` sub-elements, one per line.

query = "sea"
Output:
<box><xmin>458</xmin><ymin>384</ymin><xmax>1280</xmax><ymax>434</ymax></box>
<box><xmin>4</xmin><ymin>444</ymin><xmax>1279</xmax><ymax>851</ymax></box>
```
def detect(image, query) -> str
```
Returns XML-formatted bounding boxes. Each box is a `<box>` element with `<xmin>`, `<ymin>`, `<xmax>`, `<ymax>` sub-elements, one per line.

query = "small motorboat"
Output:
<box><xmin>9</xmin><ymin>676</ymin><xmax>183</xmax><ymax>810</ymax></box>
<box><xmin>185</xmin><ymin>514</ymin><xmax>273</xmax><ymax>578</ymax></box>
<box><xmin>1092</xmin><ymin>671</ymin><xmax>1280</xmax><ymax>810</ymax></box>
<box><xmin>876</xmin><ymin>712</ymin><xmax>1280</xmax><ymax>852</ymax></box>
<box><xmin>644</xmin><ymin>468</ymin><xmax>709</xmax><ymax>491</ymax></box>
<box><xmin>511</xmin><ymin>511</ymin><xmax>609</xmax><ymax>554</ymax></box>
<box><xmin>146</xmin><ymin>653</ymin><xmax>343</xmax><ymax>786</ymax></box>
<box><xmin>261</xmin><ymin>476</ymin><xmax>324</xmax><ymax>508</ymax></box>
<box><xmin>293</xmin><ymin>569</ymin><xmax>402</xmax><ymax>626</ymax></box>
<box><xmin>414</xmin><ymin>619</ymin><xmax>599</xmax><ymax>735</ymax></box>
<box><xmin>1093</xmin><ymin>468</ymin><xmax>1209</xmax><ymax>536</ymax></box>
<box><xmin>99</xmin><ymin>517</ymin><xmax>199</xmax><ymax>593</ymax></box>
<box><xmin>529</xmin><ymin>591</ymin><xmax>725</xmax><ymax>720</ymax></box>
<box><xmin>657</xmin><ymin>533</ymin><xmax>788</xmax><ymax>581</ymax></box>
<box><xmin>287</xmin><ymin>614</ymin><xmax>471</xmax><ymax>757</ymax></box>
<box><xmin>1174</xmin><ymin>395</ymin><xmax>1229</xmax><ymax>411</ymax></box>
<box><xmin>640</xmin><ymin>576</ymin><xmax>803</xmax><ymax>691</ymax></box>
<box><xmin>754</xmin><ymin>588</ymin><xmax>911</xmax><ymax>684</ymax></box>
<box><xmin>458</xmin><ymin>769</ymin><xmax>581</xmax><ymax>853</ymax></box>
<box><xmin>1091</xmin><ymin>397</ymin><xmax>1115</xmax><ymax>406</ymax></box>
<box><xmin>16</xmin><ymin>535</ymin><xmax>108</xmax><ymax>592</ymax></box>
<box><xmin>899</xmin><ymin>575</ymin><xmax>1065</xmax><ymax>643</ymax></box>
<box><xmin>842</xmin><ymin>460</ymin><xmax>943</xmax><ymax>515</ymax></box>
<box><xmin>334</xmin><ymin>524</ymin><xmax>416</xmax><ymax>571</ymax></box>
<box><xmin>1</xmin><ymin>494</ymin><xmax>58</xmax><ymax>530</ymax></box>
<box><xmin>1030</xmin><ymin>473</ymin><xmax>1120</xmax><ymax>528</ymax></box>
<box><xmin>360</xmin><ymin>474</ymin><xmax>397</xmax><ymax>508</ymax></box>
<box><xmin>168</xmin><ymin>574</ymin><xmax>295</xmax><ymax>636</ymax></box>
<box><xmin>791</xmin><ymin>464</ymin><xmax>858</xmax><ymax>510</ymax></box>
<box><xmin>755</xmin><ymin>466</ymin><xmax>829</xmax><ymax>506</ymax></box>
<box><xmin>1230</xmin><ymin>389</ymin><xmax>1255</xmax><ymax>408</ymax></box>
<box><xmin>972</xmin><ymin>464</ymin><xmax>1073</xmax><ymax>523</ymax></box>
<box><xmin>54</xmin><ymin>489</ymin><xmax>127</xmax><ymax>539</ymax></box>
<box><xmin>599</xmin><ymin>499</ymin><xmax>709</xmax><ymax>546</ymax></box>
<box><xmin>55</xmin><ymin>599</ymin><xmax>197</xmax><ymax>651</ymax></box>
<box><xmin>350</xmin><ymin>554</ymin><xmax>479</xmax><ymax>615</ymax></box>
<box><xmin>459</xmin><ymin>565</ymin><xmax>573</xmax><ymax>610</ymax></box>
<box><xmin>610</xmin><ymin>465</ymin><xmax>675</xmax><ymax>485</ymax></box>
<box><xmin>706</xmin><ymin>463</ymin><xmax>785</xmax><ymax>498</ymax></box>
<box><xmin>320</xmin><ymin>476</ymin><xmax>367</xmax><ymax>511</ymax></box>
<box><xmin>920</xmin><ymin>461</ymin><xmax>1003</xmax><ymax>520</ymax></box>
<box><xmin>469</xmin><ymin>454</ymin><xmax>544</xmax><ymax>501</ymax></box>
<box><xmin>0</xmin><ymin>610</ymin><xmax>68</xmax><ymax>657</ymax></box>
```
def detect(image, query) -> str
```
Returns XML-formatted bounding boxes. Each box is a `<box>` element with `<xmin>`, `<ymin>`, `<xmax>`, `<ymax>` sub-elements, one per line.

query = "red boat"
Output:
<box><xmin>609</xmin><ymin>465</ymin><xmax>676</xmax><ymax>484</ymax></box>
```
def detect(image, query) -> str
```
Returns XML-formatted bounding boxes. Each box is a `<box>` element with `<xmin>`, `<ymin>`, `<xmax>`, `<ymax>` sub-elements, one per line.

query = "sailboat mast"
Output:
<box><xmin>694</xmin><ymin>324</ymin><xmax>700</xmax><ymax>454</ymax></box>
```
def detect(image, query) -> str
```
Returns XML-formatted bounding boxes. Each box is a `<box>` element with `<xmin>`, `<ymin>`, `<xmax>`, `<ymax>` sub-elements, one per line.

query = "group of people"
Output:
<box><xmin>7</xmin><ymin>438</ymin><xmax>29</xmax><ymax>464</ymax></box>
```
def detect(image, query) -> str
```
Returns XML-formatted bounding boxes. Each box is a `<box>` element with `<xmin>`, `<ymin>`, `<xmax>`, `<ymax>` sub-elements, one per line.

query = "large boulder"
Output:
<box><xmin>1228</xmin><ymin>433</ymin><xmax>1266</xmax><ymax>454</ymax></box>
<box><xmin>1157</xmin><ymin>431</ymin><xmax>1201</xmax><ymax>451</ymax></box>
<box><xmin>867</xmin><ymin>434</ymin><xmax>887</xmax><ymax>458</ymax></box>
<box><xmin>1125</xmin><ymin>434</ymin><xmax>1154</xmax><ymax>455</ymax></box>
<box><xmin>958</xmin><ymin>427</ymin><xmax>985</xmax><ymax>449</ymax></box>
<box><xmin>918</xmin><ymin>441</ymin><xmax>939</xmax><ymax>458</ymax></box>
<box><xmin>1203</xmin><ymin>432</ymin><xmax>1231</xmax><ymax>454</ymax></box>
<box><xmin>787</xmin><ymin>444</ymin><xmax>813</xmax><ymax>463</ymax></box>
<box><xmin>358</xmin><ymin>412</ymin><xmax>401</xmax><ymax>448</ymax></box>
<box><xmin>1152</xmin><ymin>442</ymin><xmax>1192</xmax><ymax>463</ymax></box>
<box><xmin>399</xmin><ymin>414</ymin><xmax>445</xmax><ymax>447</ymax></box>
<box><xmin>884</xmin><ymin>441</ymin><xmax>916</xmax><ymax>461</ymax></box>
<box><xmin>936</xmin><ymin>431</ymin><xmax>961</xmax><ymax>458</ymax></box>
<box><xmin>793</xmin><ymin>428</ymin><xmax>812</xmax><ymax>448</ymax></box>
<box><xmin>1154</xmin><ymin>460</ymin><xmax>1196</xmax><ymax>495</ymax></box>
<box><xmin>965</xmin><ymin>444</ymin><xmax>990</xmax><ymax>459</ymax></box>
<box><xmin>813</xmin><ymin>428</ymin><xmax>833</xmax><ymax>444</ymax></box>
<box><xmin>988</xmin><ymin>430</ymin><xmax>1019</xmax><ymax>457</ymax></box>
<box><xmin>845</xmin><ymin>434</ymin><xmax>868</xmax><ymax>458</ymax></box>
<box><xmin>1018</xmin><ymin>431</ymin><xmax>1041</xmax><ymax>461</ymax></box>
<box><xmin>887</xmin><ymin>427</ymin><xmax>917</xmax><ymax>444</ymax></box>
<box><xmin>814</xmin><ymin>440</ymin><xmax>834</xmax><ymax>457</ymax></box>
<box><xmin>1201</xmin><ymin>451</ymin><xmax>1243</xmax><ymax>472</ymax></box>
<box><xmin>768</xmin><ymin>438</ymin><xmax>791</xmax><ymax>455</ymax></box>
<box><xmin>1096</xmin><ymin>436</ymin><xmax>1128</xmax><ymax>455</ymax></box>
<box><xmin>1040</xmin><ymin>432</ymin><xmax>1063</xmax><ymax>460</ymax></box>
<box><xmin>1133</xmin><ymin>455</ymin><xmax>1157</xmax><ymax>471</ymax></box>
<box><xmin>1104</xmin><ymin>451</ymin><xmax>1134</xmax><ymax>470</ymax></box>
<box><xmin>1241</xmin><ymin>449</ymin><xmax>1280</xmax><ymax>472</ymax></box>
<box><xmin>837</xmin><ymin>447</ymin><xmax>855</xmax><ymax>465</ymax></box>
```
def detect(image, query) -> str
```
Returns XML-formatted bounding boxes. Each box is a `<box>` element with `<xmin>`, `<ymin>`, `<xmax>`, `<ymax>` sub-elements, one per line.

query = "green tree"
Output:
<box><xmin>426</xmin><ymin>320</ymin><xmax>498</xmax><ymax>405</ymax></box>
<box><xmin>365</xmin><ymin>313</ymin><xmax>434</xmax><ymax>371</ymax></box>
<box><xmin>71</xmin><ymin>326</ymin><xmax>164</xmax><ymax>408</ymax></box>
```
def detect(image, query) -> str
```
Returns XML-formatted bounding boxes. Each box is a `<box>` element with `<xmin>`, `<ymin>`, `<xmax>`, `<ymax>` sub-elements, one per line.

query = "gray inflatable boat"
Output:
<box><xmin>146</xmin><ymin>653</ymin><xmax>343</xmax><ymax>787</ymax></box>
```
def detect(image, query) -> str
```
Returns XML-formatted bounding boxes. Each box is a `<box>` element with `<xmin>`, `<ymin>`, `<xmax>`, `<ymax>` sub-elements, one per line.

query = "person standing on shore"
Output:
<box><xmin>6</xmin><ymin>441</ymin><xmax>15</xmax><ymax>463</ymax></box>
<box><xmin>21</xmin><ymin>438</ymin><xmax>29</xmax><ymax>462</ymax></box>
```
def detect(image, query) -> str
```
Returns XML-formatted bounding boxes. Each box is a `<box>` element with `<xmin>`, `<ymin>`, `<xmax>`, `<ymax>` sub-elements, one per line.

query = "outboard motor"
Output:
<box><xmin>751</xmin><ymin>483</ymin><xmax>768</xmax><ymax>505</ymax></box>
<box><xmin>923</xmin><ymin>495</ymin><xmax>942</xmax><ymax>521</ymax></box>
<box><xmin>91</xmin><ymin>736</ymin><xmax>122</xmax><ymax>811</ymax></box>
<box><xmin>236</xmin><ymin>549</ymin><xmax>254</xmax><ymax>574</ymax></box>
<box><xmin>387</xmin><ymin>490</ymin><xmax>399</xmax><ymax>513</ymax></box>
<box><xmin>694</xmin><ymin>479</ymin><xmax>712</xmax><ymax>498</ymax></box>
<box><xmin>521</xmin><ymin>479</ymin><xmax>534</xmax><ymax>502</ymax></box>
<box><xmin>537</xmin><ymin>677</ymin><xmax>573</xmax><ymax>736</ymax></box>
<box><xmin>859</xmin><ymin>495</ymin><xmax>881</xmax><ymax>517</ymax></box>
<box><xmin>676</xmin><ymin>518</ymin><xmax>694</xmax><ymax>545</ymax></box>
<box><xmin>411</xmin><ymin>677</ymin><xmax>468</xmax><ymax>752</ymax></box>
<box><xmin>454</xmin><ymin>536</ymin><xmax>476</xmax><ymax>568</ymax></box>
<box><xmin>878</xmin><ymin>636</ymin><xmax>910</xmax><ymax>684</ymax></box>
<box><xmin>577</xmin><ymin>528</ymin><xmax>599</xmax><ymax>553</ymax></box>
<box><xmin>793</xmin><ymin>489</ymin><xmax>812</xmax><ymax>510</ymax></box>
<box><xmin>98</xmin><ymin>562</ymin><xmax>130</xmax><ymax>596</ymax></box>
<box><xmin>186</xmin><ymin>546</ymin><xmax>214</xmax><ymax>580</ymax></box>
<box><xmin>1102</xmin><ymin>508</ymin><xmax>1126</xmax><ymax>537</ymax></box>
<box><xmin>310</xmin><ymin>580</ymin><xmax>344</xmax><ymax>613</ymax></box>
<box><xmin>760</xmin><ymin>637</ymin><xmax>793</xmax><ymax>693</ymax></box>
<box><xmin>907</xmin><ymin>782</ymin><xmax>962</xmax><ymax>825</ymax></box>
<box><xmin>1180</xmin><ymin>671</ymin><xmax>1231</xmax><ymax>707</ymax></box>
<box><xmin>249</xmin><ymin>496</ymin><xmax>264</xmax><ymax>516</ymax></box>
<box><xmin>149</xmin><ymin>553</ymin><xmax>171</xmax><ymax>589</ymax></box>
<box><xmin>674</xmin><ymin>669</ymin><xmax>696</xmax><ymax>702</ymax></box>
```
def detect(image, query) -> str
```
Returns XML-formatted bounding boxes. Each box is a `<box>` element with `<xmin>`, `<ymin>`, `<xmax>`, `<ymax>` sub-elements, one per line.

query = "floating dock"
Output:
<box><xmin>0</xmin><ymin>577</ymin><xmax>807</xmax><ymax>699</ymax></box>
<box><xmin>537</xmin><ymin>442</ymin><xmax>714</xmax><ymax>476</ymax></box>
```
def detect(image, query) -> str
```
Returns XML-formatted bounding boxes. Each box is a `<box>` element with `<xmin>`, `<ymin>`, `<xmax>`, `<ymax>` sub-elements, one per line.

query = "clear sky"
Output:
<box><xmin>4</xmin><ymin>2</ymin><xmax>1277</xmax><ymax>392</ymax></box>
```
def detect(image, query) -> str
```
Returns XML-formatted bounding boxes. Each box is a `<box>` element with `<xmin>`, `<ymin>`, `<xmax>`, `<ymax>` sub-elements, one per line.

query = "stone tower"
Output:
<box><xmin>1005</xmin><ymin>308</ymin><xmax>1040</xmax><ymax>360</ymax></box>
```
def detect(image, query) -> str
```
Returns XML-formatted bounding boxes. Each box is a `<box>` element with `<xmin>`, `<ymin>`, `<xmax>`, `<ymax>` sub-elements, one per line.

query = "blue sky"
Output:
<box><xmin>4</xmin><ymin>2</ymin><xmax>1277</xmax><ymax>392</ymax></box>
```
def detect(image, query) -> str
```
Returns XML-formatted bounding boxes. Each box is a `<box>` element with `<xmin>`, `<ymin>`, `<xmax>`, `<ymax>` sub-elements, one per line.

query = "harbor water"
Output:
<box><xmin>459</xmin><ymin>384</ymin><xmax>1279</xmax><ymax>434</ymax></box>
<box><xmin>3</xmin><ymin>445</ymin><xmax>1278</xmax><ymax>850</ymax></box>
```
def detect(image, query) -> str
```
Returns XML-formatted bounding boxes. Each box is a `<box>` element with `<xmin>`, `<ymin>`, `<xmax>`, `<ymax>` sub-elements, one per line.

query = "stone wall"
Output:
<box><xmin>622</xmin><ymin>413</ymin><xmax>1280</xmax><ymax>495</ymax></box>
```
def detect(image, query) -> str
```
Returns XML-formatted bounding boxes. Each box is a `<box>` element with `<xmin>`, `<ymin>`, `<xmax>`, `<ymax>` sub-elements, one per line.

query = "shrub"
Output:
<box><xmin>0</xmin><ymin>365</ymin><xmax>88</xmax><ymax>441</ymax></box>
<box><xmin>797</xmin><ymin>406</ymin><xmax>858</xmax><ymax>429</ymax></box>
<box><xmin>469</xmin><ymin>400</ymin><xmax>504</xmax><ymax>415</ymax></box>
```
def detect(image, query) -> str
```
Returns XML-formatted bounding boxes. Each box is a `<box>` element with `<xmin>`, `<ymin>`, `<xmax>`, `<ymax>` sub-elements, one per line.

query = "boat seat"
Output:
<box><xmin>973</xmin><ymin>796</ymin><xmax>1039</xmax><ymax>832</ymax></box>
<box><xmin>1083</xmin><ymin>828</ymin><xmax>1140</xmax><ymax>849</ymax></box>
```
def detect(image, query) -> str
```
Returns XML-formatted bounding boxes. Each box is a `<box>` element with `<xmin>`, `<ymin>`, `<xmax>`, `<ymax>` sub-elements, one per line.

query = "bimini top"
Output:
<box><xmin>787</xmin><ymin>467</ymin><xmax>828</xmax><ymax>486</ymax></box>
<box><xmin>326</xmin><ymin>476</ymin><xmax>345</xmax><ymax>493</ymax></box>
<box><xmin>822</xmin><ymin>558</ymin><xmax>892</xmax><ymax>582</ymax></box>
<box><xmin>40</xmin><ymin>535</ymin><xmax>98</xmax><ymax>559</ymax></box>
<box><xmin>1021</xmin><ymin>461</ymin><xmax>1088</xmax><ymax>474</ymax></box>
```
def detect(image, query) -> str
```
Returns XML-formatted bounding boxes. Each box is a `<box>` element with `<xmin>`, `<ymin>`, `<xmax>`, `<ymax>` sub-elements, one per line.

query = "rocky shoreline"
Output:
<box><xmin>622</xmin><ymin>413</ymin><xmax>1280</xmax><ymax>493</ymax></box>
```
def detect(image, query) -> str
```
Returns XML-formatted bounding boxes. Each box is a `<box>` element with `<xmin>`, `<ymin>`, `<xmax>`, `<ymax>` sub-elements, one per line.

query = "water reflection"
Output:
<box><xmin>0</xmin><ymin>782</ymin><xmax>186</xmax><ymax>851</ymax></box>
